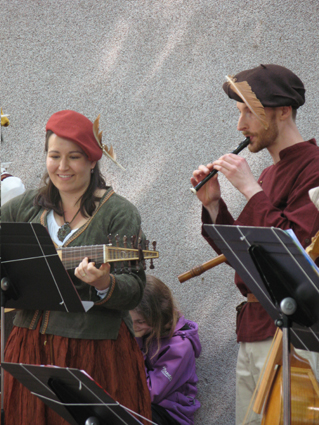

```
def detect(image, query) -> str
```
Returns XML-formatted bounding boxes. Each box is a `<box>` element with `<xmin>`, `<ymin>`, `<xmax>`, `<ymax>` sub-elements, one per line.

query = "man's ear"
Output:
<box><xmin>279</xmin><ymin>105</ymin><xmax>292</xmax><ymax>121</ymax></box>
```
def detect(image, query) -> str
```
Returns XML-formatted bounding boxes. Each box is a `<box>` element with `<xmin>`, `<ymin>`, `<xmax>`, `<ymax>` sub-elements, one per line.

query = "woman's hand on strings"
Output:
<box><xmin>74</xmin><ymin>257</ymin><xmax>111</xmax><ymax>291</ymax></box>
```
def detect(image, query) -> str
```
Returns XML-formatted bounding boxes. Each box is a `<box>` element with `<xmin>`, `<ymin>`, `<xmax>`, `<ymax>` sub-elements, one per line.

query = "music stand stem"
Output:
<box><xmin>1</xmin><ymin>286</ymin><xmax>7</xmax><ymax>424</ymax></box>
<box><xmin>277</xmin><ymin>298</ymin><xmax>297</xmax><ymax>425</ymax></box>
<box><xmin>278</xmin><ymin>314</ymin><xmax>292</xmax><ymax>425</ymax></box>
<box><xmin>282</xmin><ymin>325</ymin><xmax>291</xmax><ymax>425</ymax></box>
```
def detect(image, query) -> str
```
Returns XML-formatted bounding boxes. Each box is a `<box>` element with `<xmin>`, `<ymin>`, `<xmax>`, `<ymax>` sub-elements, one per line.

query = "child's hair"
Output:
<box><xmin>134</xmin><ymin>274</ymin><xmax>180</xmax><ymax>356</ymax></box>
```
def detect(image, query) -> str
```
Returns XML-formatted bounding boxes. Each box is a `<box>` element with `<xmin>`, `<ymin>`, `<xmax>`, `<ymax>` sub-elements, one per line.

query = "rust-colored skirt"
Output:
<box><xmin>4</xmin><ymin>320</ymin><xmax>152</xmax><ymax>425</ymax></box>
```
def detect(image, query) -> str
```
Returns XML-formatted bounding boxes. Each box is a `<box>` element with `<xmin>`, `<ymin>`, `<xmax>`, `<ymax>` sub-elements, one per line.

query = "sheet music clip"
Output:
<box><xmin>1</xmin><ymin>362</ymin><xmax>144</xmax><ymax>425</ymax></box>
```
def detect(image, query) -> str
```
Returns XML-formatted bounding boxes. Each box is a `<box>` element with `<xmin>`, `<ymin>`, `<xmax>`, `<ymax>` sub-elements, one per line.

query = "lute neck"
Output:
<box><xmin>57</xmin><ymin>245</ymin><xmax>158</xmax><ymax>270</ymax></box>
<box><xmin>58</xmin><ymin>245</ymin><xmax>105</xmax><ymax>270</ymax></box>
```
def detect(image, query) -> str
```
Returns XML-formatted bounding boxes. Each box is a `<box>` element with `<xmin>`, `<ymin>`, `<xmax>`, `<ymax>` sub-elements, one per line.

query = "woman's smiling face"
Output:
<box><xmin>46</xmin><ymin>133</ymin><xmax>96</xmax><ymax>198</ymax></box>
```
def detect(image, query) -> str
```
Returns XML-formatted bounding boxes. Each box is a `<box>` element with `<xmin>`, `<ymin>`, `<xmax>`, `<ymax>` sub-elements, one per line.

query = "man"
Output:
<box><xmin>1</xmin><ymin>165</ymin><xmax>26</xmax><ymax>205</ymax></box>
<box><xmin>191</xmin><ymin>64</ymin><xmax>319</xmax><ymax>425</ymax></box>
<box><xmin>1</xmin><ymin>110</ymin><xmax>26</xmax><ymax>205</ymax></box>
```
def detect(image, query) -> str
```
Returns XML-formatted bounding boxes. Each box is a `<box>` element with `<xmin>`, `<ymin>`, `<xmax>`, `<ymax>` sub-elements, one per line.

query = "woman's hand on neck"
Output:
<box><xmin>74</xmin><ymin>257</ymin><xmax>111</xmax><ymax>291</ymax></box>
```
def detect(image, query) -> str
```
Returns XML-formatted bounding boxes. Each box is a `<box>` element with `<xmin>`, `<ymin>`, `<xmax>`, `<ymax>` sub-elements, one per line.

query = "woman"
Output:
<box><xmin>2</xmin><ymin>110</ymin><xmax>152</xmax><ymax>424</ymax></box>
<box><xmin>130</xmin><ymin>275</ymin><xmax>201</xmax><ymax>425</ymax></box>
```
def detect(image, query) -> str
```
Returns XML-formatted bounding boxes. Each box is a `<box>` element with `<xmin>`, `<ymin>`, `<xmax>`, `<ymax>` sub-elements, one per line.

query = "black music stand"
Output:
<box><xmin>204</xmin><ymin>224</ymin><xmax>319</xmax><ymax>425</ymax></box>
<box><xmin>1</xmin><ymin>222</ymin><xmax>94</xmax><ymax>312</ymax></box>
<box><xmin>1</xmin><ymin>362</ymin><xmax>145</xmax><ymax>425</ymax></box>
<box><xmin>1</xmin><ymin>222</ymin><xmax>94</xmax><ymax>425</ymax></box>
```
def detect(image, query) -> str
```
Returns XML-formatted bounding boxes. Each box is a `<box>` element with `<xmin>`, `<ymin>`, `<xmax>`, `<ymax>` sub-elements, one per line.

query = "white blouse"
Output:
<box><xmin>47</xmin><ymin>210</ymin><xmax>108</xmax><ymax>299</ymax></box>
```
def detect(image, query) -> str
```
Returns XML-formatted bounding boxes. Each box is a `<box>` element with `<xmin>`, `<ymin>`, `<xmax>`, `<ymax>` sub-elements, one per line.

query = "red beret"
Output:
<box><xmin>223</xmin><ymin>64</ymin><xmax>305</xmax><ymax>109</ymax></box>
<box><xmin>46</xmin><ymin>110</ymin><xmax>103</xmax><ymax>161</ymax></box>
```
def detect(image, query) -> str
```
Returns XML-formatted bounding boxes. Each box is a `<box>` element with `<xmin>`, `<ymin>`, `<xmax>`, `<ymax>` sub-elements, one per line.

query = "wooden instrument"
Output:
<box><xmin>57</xmin><ymin>240</ymin><xmax>159</xmax><ymax>270</ymax></box>
<box><xmin>243</xmin><ymin>330</ymin><xmax>319</xmax><ymax>424</ymax></box>
<box><xmin>306</xmin><ymin>231</ymin><xmax>319</xmax><ymax>262</ymax></box>
<box><xmin>178</xmin><ymin>254</ymin><xmax>226</xmax><ymax>282</ymax></box>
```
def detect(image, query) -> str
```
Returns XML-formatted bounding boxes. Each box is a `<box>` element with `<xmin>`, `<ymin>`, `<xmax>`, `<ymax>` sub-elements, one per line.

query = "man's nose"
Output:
<box><xmin>237</xmin><ymin>114</ymin><xmax>247</xmax><ymax>132</ymax></box>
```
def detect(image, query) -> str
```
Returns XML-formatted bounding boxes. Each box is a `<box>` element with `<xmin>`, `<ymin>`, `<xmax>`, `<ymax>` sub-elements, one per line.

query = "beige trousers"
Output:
<box><xmin>236</xmin><ymin>339</ymin><xmax>319</xmax><ymax>425</ymax></box>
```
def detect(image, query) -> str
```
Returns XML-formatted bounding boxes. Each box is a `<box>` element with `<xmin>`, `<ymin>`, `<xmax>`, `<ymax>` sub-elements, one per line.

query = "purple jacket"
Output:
<box><xmin>136</xmin><ymin>316</ymin><xmax>201</xmax><ymax>425</ymax></box>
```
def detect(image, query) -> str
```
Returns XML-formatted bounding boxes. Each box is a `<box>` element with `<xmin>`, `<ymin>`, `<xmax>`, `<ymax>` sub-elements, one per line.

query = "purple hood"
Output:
<box><xmin>137</xmin><ymin>316</ymin><xmax>201</xmax><ymax>425</ymax></box>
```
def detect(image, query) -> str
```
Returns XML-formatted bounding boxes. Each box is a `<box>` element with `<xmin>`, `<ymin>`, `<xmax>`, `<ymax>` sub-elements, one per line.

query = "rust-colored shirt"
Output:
<box><xmin>202</xmin><ymin>139</ymin><xmax>319</xmax><ymax>342</ymax></box>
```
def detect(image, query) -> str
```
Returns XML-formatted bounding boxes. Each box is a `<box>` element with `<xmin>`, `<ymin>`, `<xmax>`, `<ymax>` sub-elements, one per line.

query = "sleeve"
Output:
<box><xmin>201</xmin><ymin>197</ymin><xmax>235</xmax><ymax>255</ymax></box>
<box><xmin>93</xmin><ymin>196</ymin><xmax>147</xmax><ymax>311</ymax></box>
<box><xmin>235</xmin><ymin>169</ymin><xmax>319</xmax><ymax>248</ymax></box>
<box><xmin>145</xmin><ymin>337</ymin><xmax>195</xmax><ymax>404</ymax></box>
<box><xmin>1</xmin><ymin>193</ymin><xmax>23</xmax><ymax>222</ymax></box>
<box><xmin>201</xmin><ymin>163</ymin><xmax>319</xmax><ymax>251</ymax></box>
<box><xmin>1</xmin><ymin>190</ymin><xmax>40</xmax><ymax>223</ymax></box>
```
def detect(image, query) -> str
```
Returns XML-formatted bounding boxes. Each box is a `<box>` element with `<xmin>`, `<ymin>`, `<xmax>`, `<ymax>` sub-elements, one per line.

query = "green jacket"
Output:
<box><xmin>1</xmin><ymin>188</ymin><xmax>146</xmax><ymax>340</ymax></box>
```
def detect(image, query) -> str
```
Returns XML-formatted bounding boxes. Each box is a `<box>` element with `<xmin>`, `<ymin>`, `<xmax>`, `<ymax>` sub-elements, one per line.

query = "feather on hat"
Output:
<box><xmin>93</xmin><ymin>115</ymin><xmax>125</xmax><ymax>170</ymax></box>
<box><xmin>225</xmin><ymin>76</ymin><xmax>269</xmax><ymax>130</ymax></box>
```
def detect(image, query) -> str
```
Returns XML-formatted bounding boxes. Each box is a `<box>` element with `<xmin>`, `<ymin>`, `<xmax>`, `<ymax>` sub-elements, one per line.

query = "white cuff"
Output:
<box><xmin>96</xmin><ymin>287</ymin><xmax>110</xmax><ymax>299</ymax></box>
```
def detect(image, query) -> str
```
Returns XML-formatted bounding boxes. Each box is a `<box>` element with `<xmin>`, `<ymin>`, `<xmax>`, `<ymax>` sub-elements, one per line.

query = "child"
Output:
<box><xmin>130</xmin><ymin>275</ymin><xmax>201</xmax><ymax>425</ymax></box>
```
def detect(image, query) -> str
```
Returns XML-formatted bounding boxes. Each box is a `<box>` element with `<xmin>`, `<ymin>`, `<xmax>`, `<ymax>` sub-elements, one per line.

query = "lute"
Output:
<box><xmin>57</xmin><ymin>241</ymin><xmax>159</xmax><ymax>270</ymax></box>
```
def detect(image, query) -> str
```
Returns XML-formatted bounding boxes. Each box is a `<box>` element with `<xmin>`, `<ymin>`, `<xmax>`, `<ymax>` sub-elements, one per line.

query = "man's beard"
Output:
<box><xmin>248</xmin><ymin>114</ymin><xmax>279</xmax><ymax>153</ymax></box>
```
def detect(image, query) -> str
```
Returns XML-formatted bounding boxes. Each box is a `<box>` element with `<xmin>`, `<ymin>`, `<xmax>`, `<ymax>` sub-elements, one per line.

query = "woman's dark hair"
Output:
<box><xmin>134</xmin><ymin>275</ymin><xmax>180</xmax><ymax>356</ymax></box>
<box><xmin>34</xmin><ymin>130</ymin><xmax>108</xmax><ymax>216</ymax></box>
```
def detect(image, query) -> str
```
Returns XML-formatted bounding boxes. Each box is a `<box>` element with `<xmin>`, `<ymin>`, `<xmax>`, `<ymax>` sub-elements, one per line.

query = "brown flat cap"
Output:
<box><xmin>223</xmin><ymin>64</ymin><xmax>305</xmax><ymax>109</ymax></box>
